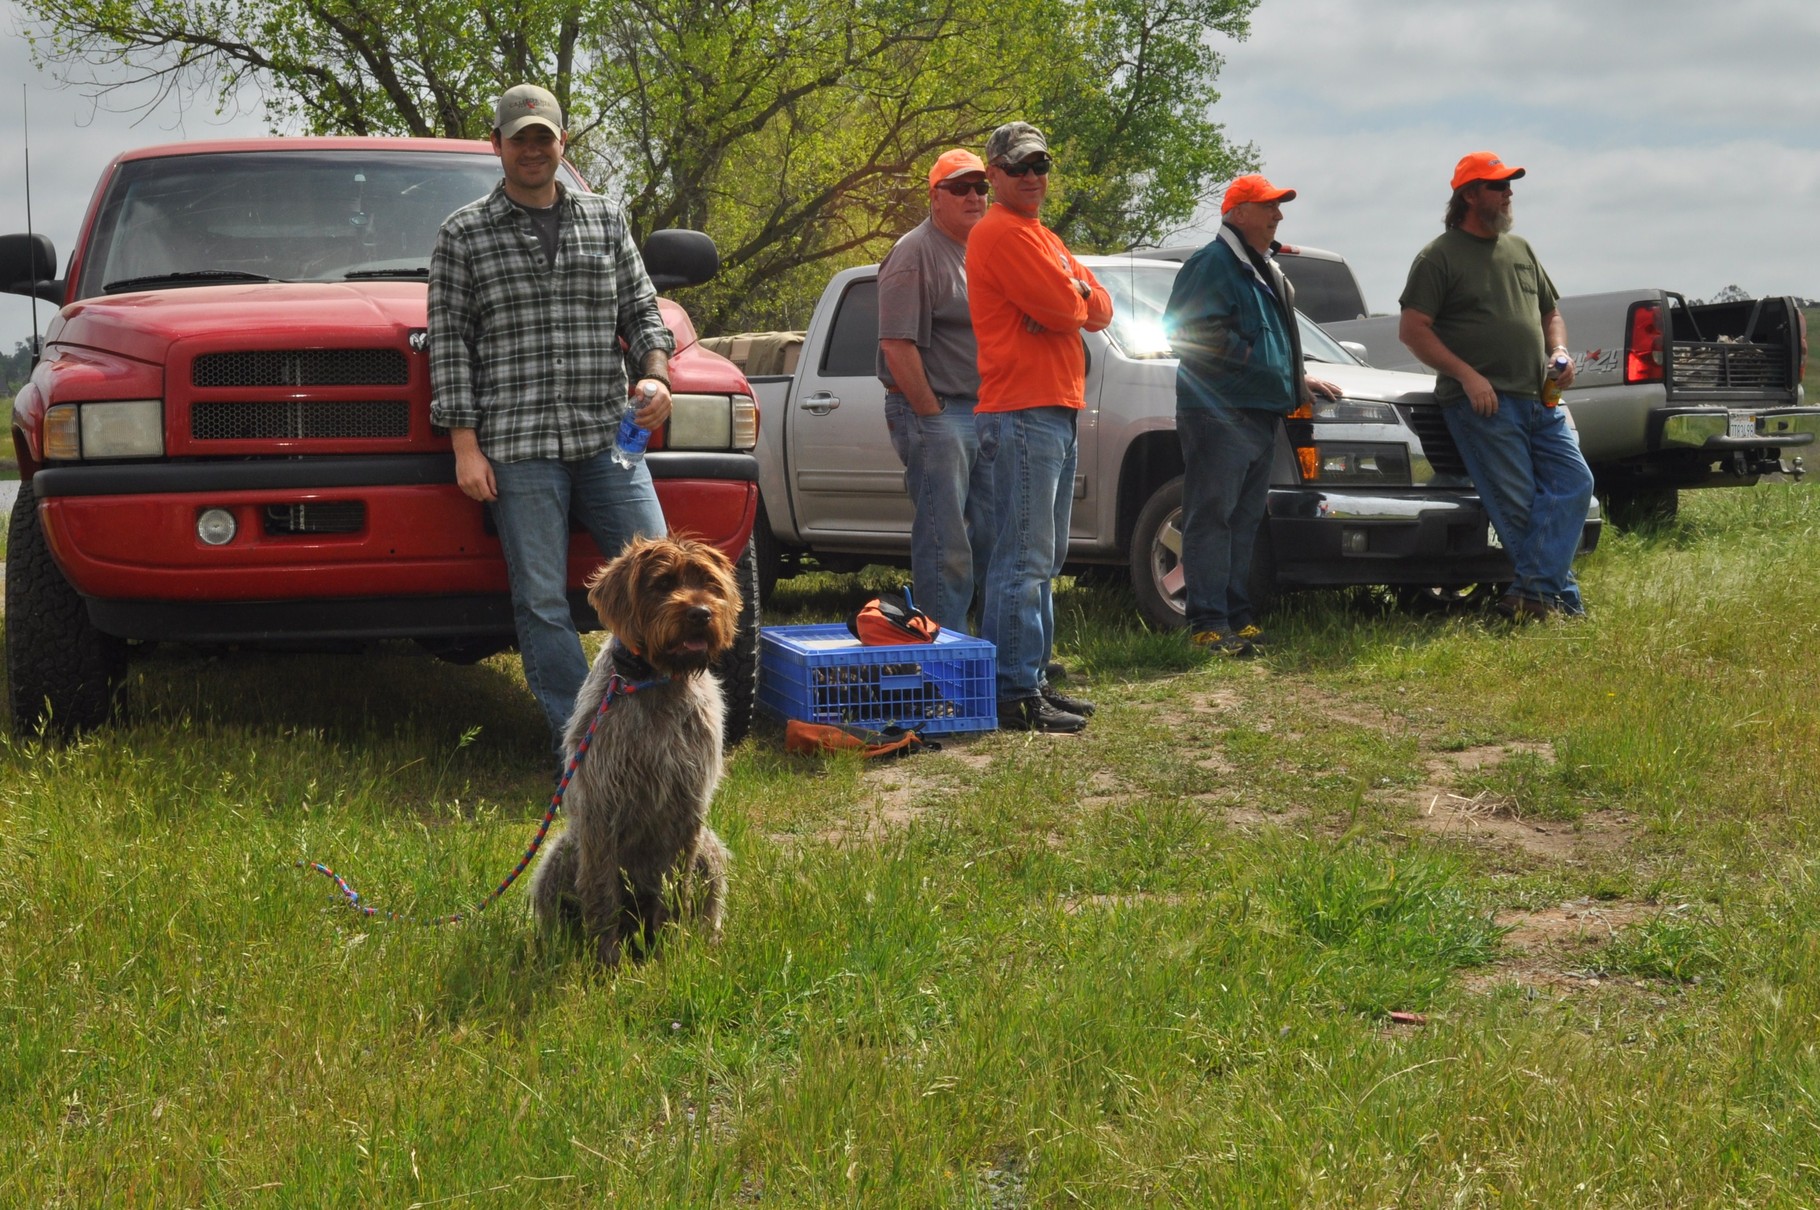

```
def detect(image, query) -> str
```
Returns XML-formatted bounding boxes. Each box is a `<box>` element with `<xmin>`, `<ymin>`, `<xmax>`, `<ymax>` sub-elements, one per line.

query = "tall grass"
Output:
<box><xmin>3</xmin><ymin>484</ymin><xmax>1819</xmax><ymax>1205</ymax></box>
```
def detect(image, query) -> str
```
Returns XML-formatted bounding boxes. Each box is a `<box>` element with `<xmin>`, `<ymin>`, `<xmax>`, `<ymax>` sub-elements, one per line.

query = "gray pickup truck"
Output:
<box><xmin>728</xmin><ymin>256</ymin><xmax>1600</xmax><ymax>628</ymax></box>
<box><xmin>1324</xmin><ymin>292</ymin><xmax>1813</xmax><ymax>526</ymax></box>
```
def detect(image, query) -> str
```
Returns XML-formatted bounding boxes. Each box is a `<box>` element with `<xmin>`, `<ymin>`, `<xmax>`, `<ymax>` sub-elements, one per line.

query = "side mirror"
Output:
<box><xmin>642</xmin><ymin>229</ymin><xmax>718</xmax><ymax>290</ymax></box>
<box><xmin>0</xmin><ymin>233</ymin><xmax>61</xmax><ymax>303</ymax></box>
<box><xmin>1339</xmin><ymin>340</ymin><xmax>1369</xmax><ymax>364</ymax></box>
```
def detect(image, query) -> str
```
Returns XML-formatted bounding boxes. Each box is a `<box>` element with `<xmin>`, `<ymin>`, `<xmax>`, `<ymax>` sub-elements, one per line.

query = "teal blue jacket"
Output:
<box><xmin>1163</xmin><ymin>225</ymin><xmax>1307</xmax><ymax>413</ymax></box>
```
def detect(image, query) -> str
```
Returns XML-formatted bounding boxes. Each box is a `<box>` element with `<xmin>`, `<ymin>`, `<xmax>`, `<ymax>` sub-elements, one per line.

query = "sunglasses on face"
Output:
<box><xmin>938</xmin><ymin>179</ymin><xmax>990</xmax><ymax>196</ymax></box>
<box><xmin>998</xmin><ymin>158</ymin><xmax>1052</xmax><ymax>178</ymax></box>
<box><xmin>1478</xmin><ymin>180</ymin><xmax>1512</xmax><ymax>193</ymax></box>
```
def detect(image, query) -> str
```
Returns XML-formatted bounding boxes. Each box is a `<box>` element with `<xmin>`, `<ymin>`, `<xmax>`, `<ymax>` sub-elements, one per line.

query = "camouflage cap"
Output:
<box><xmin>985</xmin><ymin>121</ymin><xmax>1048</xmax><ymax>166</ymax></box>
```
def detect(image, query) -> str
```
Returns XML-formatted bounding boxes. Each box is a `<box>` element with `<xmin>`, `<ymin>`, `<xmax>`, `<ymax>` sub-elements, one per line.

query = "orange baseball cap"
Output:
<box><xmin>1451</xmin><ymin>151</ymin><xmax>1526</xmax><ymax>191</ymax></box>
<box><xmin>1221</xmin><ymin>174</ymin><xmax>1296</xmax><ymax>214</ymax></box>
<box><xmin>928</xmin><ymin>148</ymin><xmax>987</xmax><ymax>189</ymax></box>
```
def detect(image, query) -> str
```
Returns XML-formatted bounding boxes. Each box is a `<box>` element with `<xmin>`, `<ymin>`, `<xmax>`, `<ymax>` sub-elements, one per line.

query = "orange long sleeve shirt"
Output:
<box><xmin>965</xmin><ymin>205</ymin><xmax>1114</xmax><ymax>413</ymax></box>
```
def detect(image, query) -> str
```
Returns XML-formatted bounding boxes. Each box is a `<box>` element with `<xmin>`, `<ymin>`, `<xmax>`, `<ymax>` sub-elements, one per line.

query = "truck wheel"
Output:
<box><xmin>6</xmin><ymin>479</ymin><xmax>127</xmax><ymax>738</ymax></box>
<box><xmin>1129</xmin><ymin>477</ymin><xmax>1276</xmax><ymax>631</ymax></box>
<box><xmin>753</xmin><ymin>496</ymin><xmax>782</xmax><ymax>604</ymax></box>
<box><xmin>1602</xmin><ymin>487</ymin><xmax>1678</xmax><ymax>530</ymax></box>
<box><xmin>714</xmin><ymin>538</ymin><xmax>760</xmax><ymax>749</ymax></box>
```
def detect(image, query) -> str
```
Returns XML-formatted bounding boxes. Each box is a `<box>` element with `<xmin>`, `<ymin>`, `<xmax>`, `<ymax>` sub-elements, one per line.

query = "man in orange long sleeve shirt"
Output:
<box><xmin>967</xmin><ymin>121</ymin><xmax>1113</xmax><ymax>733</ymax></box>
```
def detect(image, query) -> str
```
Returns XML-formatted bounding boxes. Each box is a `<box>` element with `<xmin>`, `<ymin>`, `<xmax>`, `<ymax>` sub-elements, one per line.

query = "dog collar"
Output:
<box><xmin>607</xmin><ymin>638</ymin><xmax>660</xmax><ymax>683</ymax></box>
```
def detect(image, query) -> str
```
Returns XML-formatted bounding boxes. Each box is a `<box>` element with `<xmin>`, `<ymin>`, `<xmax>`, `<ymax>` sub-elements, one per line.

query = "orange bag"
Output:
<box><xmin>847</xmin><ymin>590</ymin><xmax>940</xmax><ymax>646</ymax></box>
<box><xmin>785</xmin><ymin>719</ymin><xmax>939</xmax><ymax>758</ymax></box>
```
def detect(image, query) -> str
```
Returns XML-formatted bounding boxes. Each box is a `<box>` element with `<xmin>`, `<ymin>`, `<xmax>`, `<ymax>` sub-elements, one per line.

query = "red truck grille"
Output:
<box><xmin>192</xmin><ymin>349</ymin><xmax>409</xmax><ymax>387</ymax></box>
<box><xmin>192</xmin><ymin>401</ymin><xmax>411</xmax><ymax>440</ymax></box>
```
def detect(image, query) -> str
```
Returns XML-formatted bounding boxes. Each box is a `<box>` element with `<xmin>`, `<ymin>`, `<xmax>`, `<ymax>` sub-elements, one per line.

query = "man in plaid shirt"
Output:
<box><xmin>429</xmin><ymin>82</ymin><xmax>675</xmax><ymax>764</ymax></box>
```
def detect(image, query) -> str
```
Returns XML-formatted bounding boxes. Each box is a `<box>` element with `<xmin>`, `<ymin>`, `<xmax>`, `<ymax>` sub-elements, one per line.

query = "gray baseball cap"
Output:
<box><xmin>495</xmin><ymin>84</ymin><xmax>563</xmax><ymax>138</ymax></box>
<box><xmin>986</xmin><ymin>121</ymin><xmax>1048</xmax><ymax>166</ymax></box>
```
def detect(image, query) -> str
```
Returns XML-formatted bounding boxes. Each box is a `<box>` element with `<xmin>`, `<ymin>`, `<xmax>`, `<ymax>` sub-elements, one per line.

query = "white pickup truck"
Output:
<box><xmin>1323</xmin><ymin>292</ymin><xmax>1813</xmax><ymax>526</ymax></box>
<box><xmin>722</xmin><ymin>256</ymin><xmax>1601</xmax><ymax>627</ymax></box>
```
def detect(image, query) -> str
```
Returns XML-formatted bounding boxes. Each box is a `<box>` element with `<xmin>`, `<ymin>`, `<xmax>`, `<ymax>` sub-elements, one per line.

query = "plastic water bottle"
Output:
<box><xmin>612</xmin><ymin>381</ymin><xmax>656</xmax><ymax>468</ymax></box>
<box><xmin>1540</xmin><ymin>351</ymin><xmax>1570</xmax><ymax>408</ymax></box>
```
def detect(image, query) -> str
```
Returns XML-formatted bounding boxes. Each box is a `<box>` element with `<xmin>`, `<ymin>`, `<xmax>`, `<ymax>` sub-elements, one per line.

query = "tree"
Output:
<box><xmin>18</xmin><ymin>0</ymin><xmax>1259</xmax><ymax>330</ymax></box>
<box><xmin>1</xmin><ymin>340</ymin><xmax>39</xmax><ymax>399</ymax></box>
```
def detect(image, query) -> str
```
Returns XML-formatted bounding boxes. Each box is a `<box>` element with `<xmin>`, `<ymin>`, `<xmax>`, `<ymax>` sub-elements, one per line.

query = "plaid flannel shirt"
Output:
<box><xmin>428</xmin><ymin>181</ymin><xmax>675</xmax><ymax>463</ymax></box>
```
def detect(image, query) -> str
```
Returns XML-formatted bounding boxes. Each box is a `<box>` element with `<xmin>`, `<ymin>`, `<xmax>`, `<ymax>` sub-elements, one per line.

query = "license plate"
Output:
<box><xmin>1729</xmin><ymin>413</ymin><xmax>1757</xmax><ymax>439</ymax></box>
<box><xmin>1487</xmin><ymin>524</ymin><xmax>1503</xmax><ymax>551</ymax></box>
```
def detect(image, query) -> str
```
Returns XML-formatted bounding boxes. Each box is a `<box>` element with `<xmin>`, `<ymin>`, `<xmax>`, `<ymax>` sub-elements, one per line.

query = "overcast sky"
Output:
<box><xmin>3</xmin><ymin>0</ymin><xmax>1818</xmax><ymax>350</ymax></box>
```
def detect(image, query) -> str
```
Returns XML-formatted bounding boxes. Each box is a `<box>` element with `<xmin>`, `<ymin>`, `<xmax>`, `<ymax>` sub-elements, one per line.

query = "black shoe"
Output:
<box><xmin>1040</xmin><ymin>680</ymin><xmax>1096</xmax><ymax>717</ymax></box>
<box><xmin>998</xmin><ymin>695</ymin><xmax>1087</xmax><ymax>733</ymax></box>
<box><xmin>1495</xmin><ymin>593</ymin><xmax>1554</xmax><ymax>623</ymax></box>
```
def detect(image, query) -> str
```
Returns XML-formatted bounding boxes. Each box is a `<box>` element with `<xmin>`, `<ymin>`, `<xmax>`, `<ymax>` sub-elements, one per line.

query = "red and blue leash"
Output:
<box><xmin>297</xmin><ymin>671</ymin><xmax>661</xmax><ymax>924</ymax></box>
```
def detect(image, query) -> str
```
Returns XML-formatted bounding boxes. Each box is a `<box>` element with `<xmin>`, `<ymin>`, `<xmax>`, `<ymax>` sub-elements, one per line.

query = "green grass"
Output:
<box><xmin>4</xmin><ymin>484</ymin><xmax>1820</xmax><ymax>1205</ymax></box>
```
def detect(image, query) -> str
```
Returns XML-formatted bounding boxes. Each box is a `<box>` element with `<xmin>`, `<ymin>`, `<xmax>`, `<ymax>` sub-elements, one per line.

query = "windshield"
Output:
<box><xmin>1093</xmin><ymin>259</ymin><xmax>1361</xmax><ymax>365</ymax></box>
<box><xmin>74</xmin><ymin>149</ymin><xmax>578</xmax><ymax>299</ymax></box>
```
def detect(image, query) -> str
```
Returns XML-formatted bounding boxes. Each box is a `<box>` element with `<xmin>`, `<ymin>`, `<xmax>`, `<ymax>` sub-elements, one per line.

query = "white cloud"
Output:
<box><xmin>1201</xmin><ymin>0</ymin><xmax>1820</xmax><ymax>313</ymax></box>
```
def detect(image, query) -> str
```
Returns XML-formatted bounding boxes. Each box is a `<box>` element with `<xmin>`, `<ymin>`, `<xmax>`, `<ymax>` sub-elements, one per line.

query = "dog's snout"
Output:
<box><xmin>686</xmin><ymin>604</ymin><xmax>714</xmax><ymax>624</ymax></box>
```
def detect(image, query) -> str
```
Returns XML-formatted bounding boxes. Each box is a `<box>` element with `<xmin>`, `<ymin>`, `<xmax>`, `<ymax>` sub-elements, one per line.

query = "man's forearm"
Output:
<box><xmin>638</xmin><ymin>349</ymin><xmax>671</xmax><ymax>384</ymax></box>
<box><xmin>880</xmin><ymin>339</ymin><xmax>941</xmax><ymax>415</ymax></box>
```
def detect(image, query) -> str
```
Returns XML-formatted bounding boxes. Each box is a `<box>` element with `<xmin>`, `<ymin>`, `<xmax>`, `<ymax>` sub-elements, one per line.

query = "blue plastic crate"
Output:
<box><xmin>758</xmin><ymin>624</ymin><xmax>997</xmax><ymax>735</ymax></box>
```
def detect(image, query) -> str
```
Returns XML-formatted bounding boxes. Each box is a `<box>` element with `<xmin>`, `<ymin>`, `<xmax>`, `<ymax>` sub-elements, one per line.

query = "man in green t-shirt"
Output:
<box><xmin>1397</xmin><ymin>151</ymin><xmax>1595</xmax><ymax>620</ymax></box>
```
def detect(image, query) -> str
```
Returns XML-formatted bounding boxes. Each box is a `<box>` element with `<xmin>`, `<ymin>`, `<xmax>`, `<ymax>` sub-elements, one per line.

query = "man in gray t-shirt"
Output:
<box><xmin>876</xmin><ymin>148</ymin><xmax>994</xmax><ymax>630</ymax></box>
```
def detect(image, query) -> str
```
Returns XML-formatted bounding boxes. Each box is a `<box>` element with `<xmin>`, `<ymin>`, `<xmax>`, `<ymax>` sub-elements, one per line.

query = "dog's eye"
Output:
<box><xmin>652</xmin><ymin>573</ymin><xmax>678</xmax><ymax>593</ymax></box>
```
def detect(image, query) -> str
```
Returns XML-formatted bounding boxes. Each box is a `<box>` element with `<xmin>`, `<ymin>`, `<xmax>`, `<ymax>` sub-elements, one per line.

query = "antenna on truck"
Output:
<box><xmin>22</xmin><ymin>84</ymin><xmax>41</xmax><ymax>356</ymax></box>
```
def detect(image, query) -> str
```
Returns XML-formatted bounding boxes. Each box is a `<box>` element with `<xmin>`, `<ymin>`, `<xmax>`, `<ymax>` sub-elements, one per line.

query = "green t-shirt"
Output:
<box><xmin>1398</xmin><ymin>228</ymin><xmax>1558</xmax><ymax>405</ymax></box>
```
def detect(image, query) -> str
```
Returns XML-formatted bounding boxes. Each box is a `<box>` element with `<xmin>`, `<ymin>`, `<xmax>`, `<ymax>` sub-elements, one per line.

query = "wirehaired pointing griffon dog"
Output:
<box><xmin>529</xmin><ymin>535</ymin><xmax>736</xmax><ymax>964</ymax></box>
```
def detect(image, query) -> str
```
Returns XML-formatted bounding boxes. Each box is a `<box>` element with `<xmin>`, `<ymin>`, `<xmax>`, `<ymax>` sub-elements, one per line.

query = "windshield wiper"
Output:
<box><xmin>343</xmin><ymin>267</ymin><xmax>429</xmax><ymax>279</ymax></box>
<box><xmin>104</xmin><ymin>270</ymin><xmax>276</xmax><ymax>294</ymax></box>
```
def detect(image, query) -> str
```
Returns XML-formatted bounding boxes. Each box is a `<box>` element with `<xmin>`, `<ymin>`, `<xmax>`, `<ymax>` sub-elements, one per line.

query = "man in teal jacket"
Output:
<box><xmin>1163</xmin><ymin>175</ymin><xmax>1339</xmax><ymax>655</ymax></box>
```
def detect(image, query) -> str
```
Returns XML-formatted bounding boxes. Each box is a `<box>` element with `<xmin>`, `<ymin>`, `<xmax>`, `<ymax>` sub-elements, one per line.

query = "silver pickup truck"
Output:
<box><xmin>1324</xmin><ymin>292</ymin><xmax>1813</xmax><ymax>526</ymax></box>
<box><xmin>728</xmin><ymin>255</ymin><xmax>1600</xmax><ymax>628</ymax></box>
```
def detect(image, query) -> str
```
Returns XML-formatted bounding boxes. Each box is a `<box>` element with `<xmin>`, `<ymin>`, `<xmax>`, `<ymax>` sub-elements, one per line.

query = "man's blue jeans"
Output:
<box><xmin>976</xmin><ymin>406</ymin><xmax>1076</xmax><ymax>701</ymax></box>
<box><xmin>885</xmin><ymin>391</ymin><xmax>993</xmax><ymax>630</ymax></box>
<box><xmin>1441</xmin><ymin>393</ymin><xmax>1594</xmax><ymax>612</ymax></box>
<box><xmin>1177</xmin><ymin>405</ymin><xmax>1279</xmax><ymax>635</ymax></box>
<box><xmin>490</xmin><ymin>448</ymin><xmax>667</xmax><ymax>759</ymax></box>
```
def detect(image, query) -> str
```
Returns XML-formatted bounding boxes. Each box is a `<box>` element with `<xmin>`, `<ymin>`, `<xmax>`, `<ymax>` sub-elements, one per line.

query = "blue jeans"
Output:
<box><xmin>976</xmin><ymin>407</ymin><xmax>1076</xmax><ymax>701</ymax></box>
<box><xmin>490</xmin><ymin>448</ymin><xmax>667</xmax><ymax>759</ymax></box>
<box><xmin>1442</xmin><ymin>393</ymin><xmax>1594</xmax><ymax>612</ymax></box>
<box><xmin>1177</xmin><ymin>405</ymin><xmax>1279</xmax><ymax>634</ymax></box>
<box><xmin>884</xmin><ymin>392</ymin><xmax>993</xmax><ymax>631</ymax></box>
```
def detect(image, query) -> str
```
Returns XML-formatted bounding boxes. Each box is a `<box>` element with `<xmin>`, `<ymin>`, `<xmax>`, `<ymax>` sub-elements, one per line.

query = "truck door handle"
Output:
<box><xmin>800</xmin><ymin>391</ymin><xmax>840</xmax><ymax>416</ymax></box>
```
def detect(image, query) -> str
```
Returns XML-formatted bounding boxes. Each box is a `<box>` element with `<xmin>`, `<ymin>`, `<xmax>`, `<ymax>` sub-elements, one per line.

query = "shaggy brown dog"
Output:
<box><xmin>528</xmin><ymin>535</ymin><xmax>737</xmax><ymax>964</ymax></box>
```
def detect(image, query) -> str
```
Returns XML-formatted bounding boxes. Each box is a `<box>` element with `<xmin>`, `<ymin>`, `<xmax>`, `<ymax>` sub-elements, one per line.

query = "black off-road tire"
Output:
<box><xmin>714</xmin><ymin>538</ymin><xmax>760</xmax><ymax>749</ymax></box>
<box><xmin>1128</xmin><ymin>476</ymin><xmax>1276</xmax><ymax>631</ymax></box>
<box><xmin>753</xmin><ymin>496</ymin><xmax>782</xmax><ymax>605</ymax></box>
<box><xmin>6</xmin><ymin>479</ymin><xmax>127</xmax><ymax>738</ymax></box>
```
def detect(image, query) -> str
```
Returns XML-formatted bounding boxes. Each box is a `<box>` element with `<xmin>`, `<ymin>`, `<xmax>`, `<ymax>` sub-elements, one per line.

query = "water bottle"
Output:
<box><xmin>1540</xmin><ymin>351</ymin><xmax>1570</xmax><ymax>408</ymax></box>
<box><xmin>612</xmin><ymin>381</ymin><xmax>656</xmax><ymax>468</ymax></box>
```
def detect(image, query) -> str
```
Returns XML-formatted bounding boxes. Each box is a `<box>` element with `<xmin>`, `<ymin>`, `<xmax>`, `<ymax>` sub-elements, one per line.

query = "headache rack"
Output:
<box><xmin>1666</xmin><ymin>293</ymin><xmax>1798</xmax><ymax>398</ymax></box>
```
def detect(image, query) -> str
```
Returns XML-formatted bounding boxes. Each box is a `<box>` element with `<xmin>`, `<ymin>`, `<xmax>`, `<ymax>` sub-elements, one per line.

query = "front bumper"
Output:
<box><xmin>29</xmin><ymin>451</ymin><xmax>757</xmax><ymax>638</ymax></box>
<box><xmin>1266</xmin><ymin>486</ymin><xmax>1602</xmax><ymax>589</ymax></box>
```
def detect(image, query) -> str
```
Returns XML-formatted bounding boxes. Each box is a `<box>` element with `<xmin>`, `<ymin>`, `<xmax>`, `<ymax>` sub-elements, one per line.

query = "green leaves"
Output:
<box><xmin>19</xmin><ymin>0</ymin><xmax>1260</xmax><ymax>330</ymax></box>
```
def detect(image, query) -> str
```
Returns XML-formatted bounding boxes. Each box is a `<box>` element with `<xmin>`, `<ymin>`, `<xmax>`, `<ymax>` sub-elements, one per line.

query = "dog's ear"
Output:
<box><xmin>587</xmin><ymin>538</ymin><xmax>652</xmax><ymax>644</ymax></box>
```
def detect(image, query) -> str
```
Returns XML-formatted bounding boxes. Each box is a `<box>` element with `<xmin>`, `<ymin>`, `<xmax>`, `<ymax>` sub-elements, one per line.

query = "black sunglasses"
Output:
<box><xmin>998</xmin><ymin>158</ymin><xmax>1052</xmax><ymax>178</ymax></box>
<box><xmin>938</xmin><ymin>179</ymin><xmax>990</xmax><ymax>196</ymax></box>
<box><xmin>1478</xmin><ymin>179</ymin><xmax>1512</xmax><ymax>193</ymax></box>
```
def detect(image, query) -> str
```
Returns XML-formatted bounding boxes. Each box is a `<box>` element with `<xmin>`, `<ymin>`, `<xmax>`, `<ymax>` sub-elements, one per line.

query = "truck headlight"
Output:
<box><xmin>1311</xmin><ymin>397</ymin><xmax>1397</xmax><ymax>423</ymax></box>
<box><xmin>1313</xmin><ymin>442</ymin><xmax>1412</xmax><ymax>485</ymax></box>
<box><xmin>44</xmin><ymin>400</ymin><xmax>165</xmax><ymax>459</ymax></box>
<box><xmin>666</xmin><ymin>393</ymin><xmax>759</xmax><ymax>451</ymax></box>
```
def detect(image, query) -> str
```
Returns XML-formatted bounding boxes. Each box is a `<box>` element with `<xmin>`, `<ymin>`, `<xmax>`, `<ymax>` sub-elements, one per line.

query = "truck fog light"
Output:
<box><xmin>197</xmin><ymin>508</ymin><xmax>237</xmax><ymax>546</ymax></box>
<box><xmin>1341</xmin><ymin>528</ymin><xmax>1369</xmax><ymax>554</ymax></box>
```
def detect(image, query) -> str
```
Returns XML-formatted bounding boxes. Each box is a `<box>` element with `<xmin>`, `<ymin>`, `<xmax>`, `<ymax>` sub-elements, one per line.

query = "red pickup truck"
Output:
<box><xmin>0</xmin><ymin>137</ymin><xmax>760</xmax><ymax>741</ymax></box>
